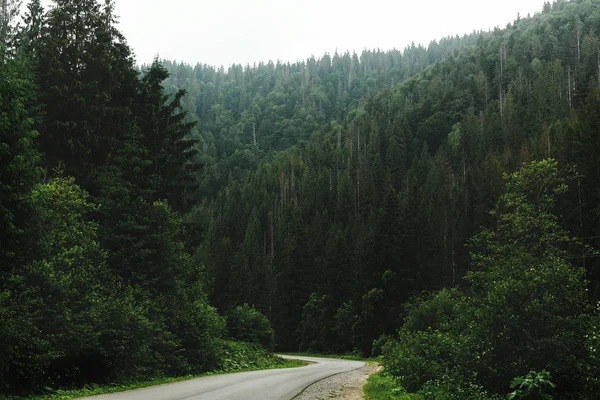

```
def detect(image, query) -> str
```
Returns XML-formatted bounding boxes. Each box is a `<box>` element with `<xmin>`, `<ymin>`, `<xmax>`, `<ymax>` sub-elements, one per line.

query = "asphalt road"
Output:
<box><xmin>79</xmin><ymin>356</ymin><xmax>365</xmax><ymax>400</ymax></box>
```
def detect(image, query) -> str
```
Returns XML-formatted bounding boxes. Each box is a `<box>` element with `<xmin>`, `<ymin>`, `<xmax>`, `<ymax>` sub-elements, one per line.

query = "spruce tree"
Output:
<box><xmin>137</xmin><ymin>60</ymin><xmax>199</xmax><ymax>212</ymax></box>
<box><xmin>0</xmin><ymin>54</ymin><xmax>41</xmax><ymax>279</ymax></box>
<box><xmin>33</xmin><ymin>0</ymin><xmax>137</xmax><ymax>189</ymax></box>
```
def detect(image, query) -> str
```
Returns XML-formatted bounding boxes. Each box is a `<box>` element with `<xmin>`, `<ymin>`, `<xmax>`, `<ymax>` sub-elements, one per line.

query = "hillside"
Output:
<box><xmin>159</xmin><ymin>35</ymin><xmax>483</xmax><ymax>198</ymax></box>
<box><xmin>187</xmin><ymin>1</ymin><xmax>600</xmax><ymax>397</ymax></box>
<box><xmin>2</xmin><ymin>1</ymin><xmax>600</xmax><ymax>399</ymax></box>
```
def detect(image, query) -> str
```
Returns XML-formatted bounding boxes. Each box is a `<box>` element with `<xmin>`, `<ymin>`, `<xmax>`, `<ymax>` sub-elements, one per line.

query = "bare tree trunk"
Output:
<box><xmin>485</xmin><ymin>80</ymin><xmax>488</xmax><ymax>109</ymax></box>
<box><xmin>357</xmin><ymin>169</ymin><xmax>360</xmax><ymax>211</ymax></box>
<box><xmin>500</xmin><ymin>46</ymin><xmax>503</xmax><ymax>81</ymax></box>
<box><xmin>499</xmin><ymin>85</ymin><xmax>504</xmax><ymax>117</ymax></box>
<box><xmin>568</xmin><ymin>65</ymin><xmax>573</xmax><ymax>109</ymax></box>
<box><xmin>463</xmin><ymin>152</ymin><xmax>468</xmax><ymax>216</ymax></box>
<box><xmin>270</xmin><ymin>221</ymin><xmax>275</xmax><ymax>259</ymax></box>
<box><xmin>578</xmin><ymin>177</ymin><xmax>585</xmax><ymax>268</ymax></box>
<box><xmin>357</xmin><ymin>130</ymin><xmax>361</xmax><ymax>211</ymax></box>
<box><xmin>576</xmin><ymin>17</ymin><xmax>582</xmax><ymax>63</ymax></box>
<box><xmin>263</xmin><ymin>231</ymin><xmax>267</xmax><ymax>256</ymax></box>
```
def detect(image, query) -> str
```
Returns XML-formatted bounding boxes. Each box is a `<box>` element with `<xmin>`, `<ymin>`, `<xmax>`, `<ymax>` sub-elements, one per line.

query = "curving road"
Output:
<box><xmin>79</xmin><ymin>356</ymin><xmax>365</xmax><ymax>400</ymax></box>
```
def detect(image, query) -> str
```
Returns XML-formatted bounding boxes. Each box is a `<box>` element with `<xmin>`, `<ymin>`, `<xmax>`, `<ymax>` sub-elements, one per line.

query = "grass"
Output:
<box><xmin>8</xmin><ymin>357</ymin><xmax>304</xmax><ymax>400</ymax></box>
<box><xmin>281</xmin><ymin>351</ymin><xmax>380</xmax><ymax>365</ymax></box>
<box><xmin>364</xmin><ymin>371</ymin><xmax>423</xmax><ymax>400</ymax></box>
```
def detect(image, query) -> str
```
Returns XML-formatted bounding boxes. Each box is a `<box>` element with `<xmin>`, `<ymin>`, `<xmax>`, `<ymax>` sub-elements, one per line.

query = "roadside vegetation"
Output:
<box><xmin>10</xmin><ymin>347</ymin><xmax>301</xmax><ymax>400</ymax></box>
<box><xmin>281</xmin><ymin>352</ymin><xmax>377</xmax><ymax>363</ymax></box>
<box><xmin>3</xmin><ymin>0</ymin><xmax>600</xmax><ymax>399</ymax></box>
<box><xmin>368</xmin><ymin>159</ymin><xmax>599</xmax><ymax>399</ymax></box>
<box><xmin>365</xmin><ymin>372</ymin><xmax>422</xmax><ymax>400</ymax></box>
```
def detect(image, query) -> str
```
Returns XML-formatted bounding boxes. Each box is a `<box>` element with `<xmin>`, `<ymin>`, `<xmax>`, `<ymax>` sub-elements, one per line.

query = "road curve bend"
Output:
<box><xmin>78</xmin><ymin>356</ymin><xmax>365</xmax><ymax>400</ymax></box>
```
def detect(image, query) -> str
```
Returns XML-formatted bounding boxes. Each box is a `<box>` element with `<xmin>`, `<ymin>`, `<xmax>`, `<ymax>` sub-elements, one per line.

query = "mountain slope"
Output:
<box><xmin>190</xmin><ymin>0</ymin><xmax>600</xmax><ymax>352</ymax></box>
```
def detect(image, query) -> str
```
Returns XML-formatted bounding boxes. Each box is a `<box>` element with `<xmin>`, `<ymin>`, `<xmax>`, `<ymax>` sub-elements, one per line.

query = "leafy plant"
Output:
<box><xmin>226</xmin><ymin>304</ymin><xmax>274</xmax><ymax>351</ymax></box>
<box><xmin>507</xmin><ymin>370</ymin><xmax>556</xmax><ymax>400</ymax></box>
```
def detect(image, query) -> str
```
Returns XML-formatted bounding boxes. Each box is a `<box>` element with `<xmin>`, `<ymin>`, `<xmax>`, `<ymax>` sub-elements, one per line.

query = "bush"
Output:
<box><xmin>299</xmin><ymin>293</ymin><xmax>337</xmax><ymax>352</ymax></box>
<box><xmin>383</xmin><ymin>330</ymin><xmax>466</xmax><ymax>393</ymax></box>
<box><xmin>507</xmin><ymin>370</ymin><xmax>555</xmax><ymax>400</ymax></box>
<box><xmin>372</xmin><ymin>334</ymin><xmax>395</xmax><ymax>357</ymax></box>
<box><xmin>216</xmin><ymin>340</ymin><xmax>285</xmax><ymax>371</ymax></box>
<box><xmin>584</xmin><ymin>304</ymin><xmax>600</xmax><ymax>396</ymax></box>
<box><xmin>365</xmin><ymin>371</ymin><xmax>423</xmax><ymax>400</ymax></box>
<box><xmin>334</xmin><ymin>300</ymin><xmax>359</xmax><ymax>353</ymax></box>
<box><xmin>418</xmin><ymin>380</ymin><xmax>501</xmax><ymax>400</ymax></box>
<box><xmin>381</xmin><ymin>161</ymin><xmax>597</xmax><ymax>399</ymax></box>
<box><xmin>226</xmin><ymin>304</ymin><xmax>274</xmax><ymax>351</ymax></box>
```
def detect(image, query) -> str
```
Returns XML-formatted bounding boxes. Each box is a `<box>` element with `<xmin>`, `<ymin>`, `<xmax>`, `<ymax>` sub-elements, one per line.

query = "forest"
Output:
<box><xmin>1</xmin><ymin>0</ymin><xmax>600</xmax><ymax>399</ymax></box>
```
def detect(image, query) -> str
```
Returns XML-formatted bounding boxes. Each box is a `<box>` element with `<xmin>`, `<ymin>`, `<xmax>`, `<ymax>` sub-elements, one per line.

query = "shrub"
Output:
<box><xmin>372</xmin><ymin>334</ymin><xmax>395</xmax><ymax>357</ymax></box>
<box><xmin>383</xmin><ymin>330</ymin><xmax>466</xmax><ymax>393</ymax></box>
<box><xmin>334</xmin><ymin>300</ymin><xmax>359</xmax><ymax>353</ymax></box>
<box><xmin>226</xmin><ymin>304</ymin><xmax>274</xmax><ymax>351</ymax></box>
<box><xmin>507</xmin><ymin>370</ymin><xmax>555</xmax><ymax>400</ymax></box>
<box><xmin>216</xmin><ymin>340</ymin><xmax>284</xmax><ymax>371</ymax></box>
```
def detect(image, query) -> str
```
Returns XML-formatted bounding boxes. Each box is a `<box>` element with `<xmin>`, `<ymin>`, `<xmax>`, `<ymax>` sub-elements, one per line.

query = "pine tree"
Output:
<box><xmin>0</xmin><ymin>54</ymin><xmax>41</xmax><ymax>280</ymax></box>
<box><xmin>33</xmin><ymin>0</ymin><xmax>137</xmax><ymax>189</ymax></box>
<box><xmin>137</xmin><ymin>60</ymin><xmax>199</xmax><ymax>212</ymax></box>
<box><xmin>17</xmin><ymin>0</ymin><xmax>44</xmax><ymax>58</ymax></box>
<box><xmin>0</xmin><ymin>0</ymin><xmax>21</xmax><ymax>56</ymax></box>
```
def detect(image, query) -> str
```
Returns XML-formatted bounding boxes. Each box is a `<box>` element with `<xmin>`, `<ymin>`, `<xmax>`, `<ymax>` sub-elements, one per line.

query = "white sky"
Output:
<box><xmin>45</xmin><ymin>0</ymin><xmax>548</xmax><ymax>67</ymax></box>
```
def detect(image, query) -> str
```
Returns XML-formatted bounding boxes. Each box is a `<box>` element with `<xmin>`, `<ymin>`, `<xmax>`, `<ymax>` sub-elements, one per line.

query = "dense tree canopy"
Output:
<box><xmin>2</xmin><ymin>1</ymin><xmax>600</xmax><ymax>399</ymax></box>
<box><xmin>0</xmin><ymin>0</ymin><xmax>223</xmax><ymax>395</ymax></box>
<box><xmin>184</xmin><ymin>2</ymin><xmax>600</xmax><ymax>398</ymax></box>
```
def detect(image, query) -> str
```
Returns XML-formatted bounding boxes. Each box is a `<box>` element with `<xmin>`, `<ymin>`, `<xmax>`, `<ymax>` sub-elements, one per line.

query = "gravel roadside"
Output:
<box><xmin>293</xmin><ymin>363</ymin><xmax>381</xmax><ymax>400</ymax></box>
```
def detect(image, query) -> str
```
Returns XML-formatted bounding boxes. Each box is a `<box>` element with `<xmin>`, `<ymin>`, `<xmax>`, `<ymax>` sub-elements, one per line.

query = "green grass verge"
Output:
<box><xmin>281</xmin><ymin>351</ymin><xmax>379</xmax><ymax>364</ymax></box>
<box><xmin>364</xmin><ymin>371</ymin><xmax>423</xmax><ymax>400</ymax></box>
<box><xmin>7</xmin><ymin>357</ymin><xmax>303</xmax><ymax>400</ymax></box>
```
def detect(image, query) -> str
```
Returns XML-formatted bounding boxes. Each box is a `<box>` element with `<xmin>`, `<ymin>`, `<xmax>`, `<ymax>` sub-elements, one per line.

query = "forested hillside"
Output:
<box><xmin>0</xmin><ymin>0</ymin><xmax>282</xmax><ymax>397</ymax></box>
<box><xmin>184</xmin><ymin>1</ymin><xmax>600</xmax><ymax>398</ymax></box>
<box><xmin>2</xmin><ymin>0</ymin><xmax>600</xmax><ymax>399</ymax></box>
<box><xmin>159</xmin><ymin>35</ymin><xmax>483</xmax><ymax>198</ymax></box>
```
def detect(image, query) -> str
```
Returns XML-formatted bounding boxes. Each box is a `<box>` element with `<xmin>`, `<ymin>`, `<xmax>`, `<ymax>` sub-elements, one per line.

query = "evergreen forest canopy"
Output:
<box><xmin>1</xmin><ymin>0</ymin><xmax>600</xmax><ymax>399</ymax></box>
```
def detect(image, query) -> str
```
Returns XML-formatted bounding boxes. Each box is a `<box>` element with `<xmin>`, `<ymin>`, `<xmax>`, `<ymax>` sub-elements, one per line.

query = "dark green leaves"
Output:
<box><xmin>508</xmin><ymin>370</ymin><xmax>556</xmax><ymax>400</ymax></box>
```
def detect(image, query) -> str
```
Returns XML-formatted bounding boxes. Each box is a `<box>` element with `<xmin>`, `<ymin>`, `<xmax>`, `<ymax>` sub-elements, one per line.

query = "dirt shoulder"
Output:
<box><xmin>294</xmin><ymin>363</ymin><xmax>382</xmax><ymax>400</ymax></box>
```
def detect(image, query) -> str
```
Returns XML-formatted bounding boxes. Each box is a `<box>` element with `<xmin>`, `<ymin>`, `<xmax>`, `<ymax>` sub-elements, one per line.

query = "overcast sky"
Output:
<box><xmin>47</xmin><ymin>0</ymin><xmax>548</xmax><ymax>67</ymax></box>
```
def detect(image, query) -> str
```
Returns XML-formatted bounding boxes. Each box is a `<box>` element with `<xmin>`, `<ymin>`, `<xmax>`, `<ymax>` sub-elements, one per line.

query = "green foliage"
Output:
<box><xmin>469</xmin><ymin>159</ymin><xmax>570</xmax><ymax>269</ymax></box>
<box><xmin>4</xmin><ymin>0</ymin><xmax>600</xmax><ymax>397</ymax></box>
<box><xmin>299</xmin><ymin>293</ymin><xmax>334</xmax><ymax>352</ymax></box>
<box><xmin>334</xmin><ymin>301</ymin><xmax>359</xmax><ymax>353</ymax></box>
<box><xmin>417</xmin><ymin>381</ymin><xmax>501</xmax><ymax>400</ymax></box>
<box><xmin>226</xmin><ymin>304</ymin><xmax>275</xmax><ymax>351</ymax></box>
<box><xmin>383</xmin><ymin>330</ymin><xmax>466</xmax><ymax>393</ymax></box>
<box><xmin>1</xmin><ymin>177</ymin><xmax>117</xmax><ymax>392</ymax></box>
<box><xmin>365</xmin><ymin>371</ymin><xmax>423</xmax><ymax>400</ymax></box>
<box><xmin>0</xmin><ymin>1</ymin><xmax>224</xmax><ymax>395</ymax></box>
<box><xmin>161</xmin><ymin>41</ymin><xmax>475</xmax><ymax>200</ymax></box>
<box><xmin>34</xmin><ymin>0</ymin><xmax>138</xmax><ymax>186</ymax></box>
<box><xmin>508</xmin><ymin>370</ymin><xmax>556</xmax><ymax>400</ymax></box>
<box><xmin>215</xmin><ymin>341</ymin><xmax>288</xmax><ymax>372</ymax></box>
<box><xmin>381</xmin><ymin>160</ymin><xmax>596</xmax><ymax>399</ymax></box>
<box><xmin>585</xmin><ymin>302</ymin><xmax>600</xmax><ymax>394</ymax></box>
<box><xmin>465</xmin><ymin>160</ymin><xmax>591</xmax><ymax>394</ymax></box>
<box><xmin>0</xmin><ymin>0</ymin><xmax>22</xmax><ymax>53</ymax></box>
<box><xmin>372</xmin><ymin>335</ymin><xmax>395</xmax><ymax>358</ymax></box>
<box><xmin>0</xmin><ymin>54</ymin><xmax>41</xmax><ymax>273</ymax></box>
<box><xmin>136</xmin><ymin>60</ymin><xmax>199</xmax><ymax>212</ymax></box>
<box><xmin>11</xmin><ymin>347</ymin><xmax>301</xmax><ymax>400</ymax></box>
<box><xmin>193</xmin><ymin>0</ymin><xmax>600</xmax><ymax>360</ymax></box>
